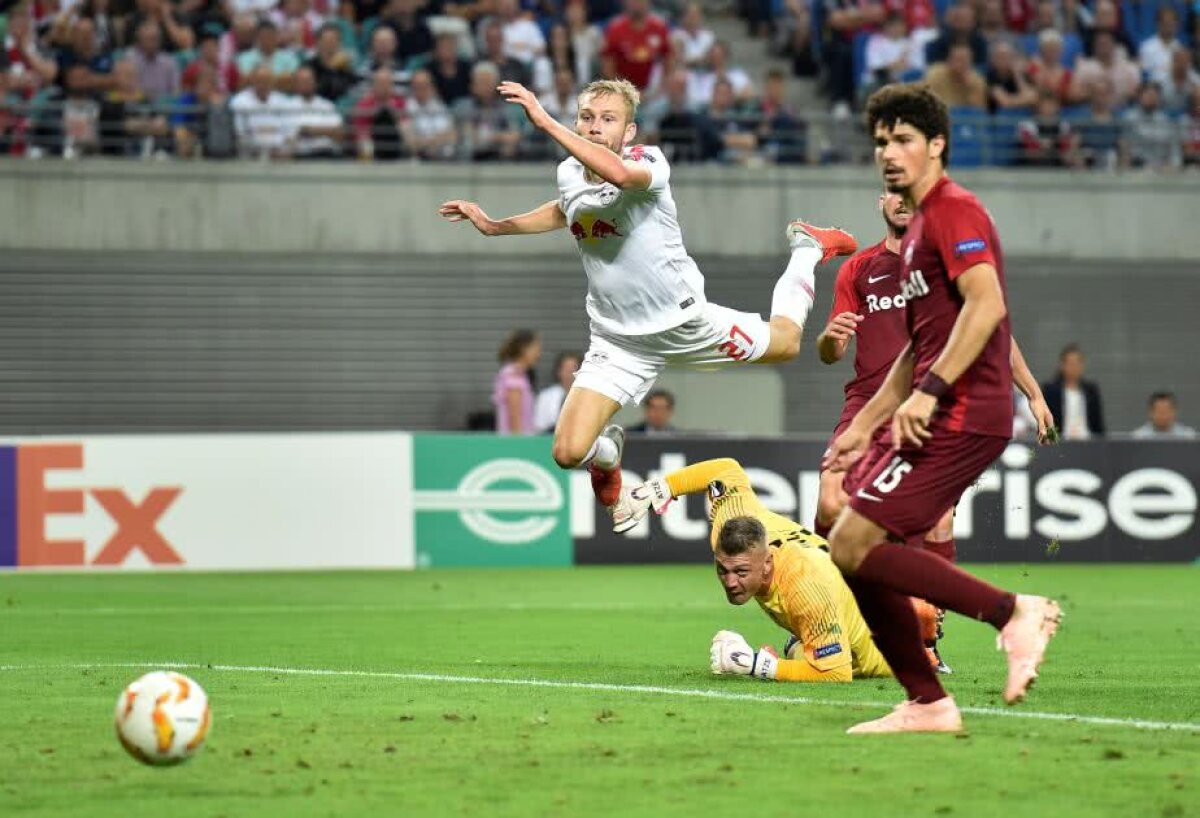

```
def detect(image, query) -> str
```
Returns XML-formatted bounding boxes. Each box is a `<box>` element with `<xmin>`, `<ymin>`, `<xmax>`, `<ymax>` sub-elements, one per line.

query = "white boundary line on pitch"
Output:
<box><xmin>2</xmin><ymin>661</ymin><xmax>1197</xmax><ymax>733</ymax></box>
<box><xmin>0</xmin><ymin>602</ymin><xmax>717</xmax><ymax>616</ymax></box>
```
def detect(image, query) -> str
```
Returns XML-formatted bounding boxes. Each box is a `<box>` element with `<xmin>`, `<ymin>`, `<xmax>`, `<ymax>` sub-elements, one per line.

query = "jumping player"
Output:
<box><xmin>438</xmin><ymin>78</ymin><xmax>856</xmax><ymax>519</ymax></box>
<box><xmin>814</xmin><ymin>192</ymin><xmax>1056</xmax><ymax>672</ymax></box>
<box><xmin>823</xmin><ymin>84</ymin><xmax>1061</xmax><ymax>734</ymax></box>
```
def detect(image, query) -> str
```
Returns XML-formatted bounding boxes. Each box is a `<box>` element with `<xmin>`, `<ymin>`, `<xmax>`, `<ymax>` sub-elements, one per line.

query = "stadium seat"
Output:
<box><xmin>988</xmin><ymin>109</ymin><xmax>1028</xmax><ymax>167</ymax></box>
<box><xmin>949</xmin><ymin>106</ymin><xmax>988</xmax><ymax>168</ymax></box>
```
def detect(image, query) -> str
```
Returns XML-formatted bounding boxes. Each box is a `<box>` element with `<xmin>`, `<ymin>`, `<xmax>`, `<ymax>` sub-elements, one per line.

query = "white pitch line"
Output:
<box><xmin>1</xmin><ymin>661</ymin><xmax>1197</xmax><ymax>733</ymax></box>
<box><xmin>0</xmin><ymin>601</ymin><xmax>717</xmax><ymax>616</ymax></box>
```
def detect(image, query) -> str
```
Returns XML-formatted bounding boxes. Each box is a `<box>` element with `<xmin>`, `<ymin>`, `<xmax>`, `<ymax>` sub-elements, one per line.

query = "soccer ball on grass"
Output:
<box><xmin>114</xmin><ymin>671</ymin><xmax>211</xmax><ymax>766</ymax></box>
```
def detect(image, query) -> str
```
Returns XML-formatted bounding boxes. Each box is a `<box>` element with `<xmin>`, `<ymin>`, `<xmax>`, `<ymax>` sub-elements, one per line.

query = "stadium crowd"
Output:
<box><xmin>0</xmin><ymin>0</ymin><xmax>1197</xmax><ymax>166</ymax></box>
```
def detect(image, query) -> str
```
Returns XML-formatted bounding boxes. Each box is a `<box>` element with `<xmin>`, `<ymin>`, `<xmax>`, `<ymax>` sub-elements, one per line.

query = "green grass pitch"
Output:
<box><xmin>1</xmin><ymin>564</ymin><xmax>1197</xmax><ymax>817</ymax></box>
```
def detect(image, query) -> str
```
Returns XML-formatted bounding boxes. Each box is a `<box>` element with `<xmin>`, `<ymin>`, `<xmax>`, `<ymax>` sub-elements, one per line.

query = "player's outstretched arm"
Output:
<box><xmin>438</xmin><ymin>198</ymin><xmax>567</xmax><ymax>237</ymax></box>
<box><xmin>617</xmin><ymin>459</ymin><xmax>743</xmax><ymax>533</ymax></box>
<box><xmin>1011</xmin><ymin>336</ymin><xmax>1057</xmax><ymax>443</ymax></box>
<box><xmin>497</xmin><ymin>81</ymin><xmax>653</xmax><ymax>191</ymax></box>
<box><xmin>710</xmin><ymin>631</ymin><xmax>852</xmax><ymax>683</ymax></box>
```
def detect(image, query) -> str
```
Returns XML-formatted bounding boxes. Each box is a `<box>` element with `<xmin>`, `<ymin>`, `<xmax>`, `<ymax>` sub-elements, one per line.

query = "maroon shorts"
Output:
<box><xmin>822</xmin><ymin>394</ymin><xmax>870</xmax><ymax>468</ymax></box>
<box><xmin>846</xmin><ymin>429</ymin><xmax>1008</xmax><ymax>542</ymax></box>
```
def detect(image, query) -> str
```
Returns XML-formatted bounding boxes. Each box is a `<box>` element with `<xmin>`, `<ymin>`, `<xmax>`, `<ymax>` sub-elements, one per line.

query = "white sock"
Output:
<box><xmin>582</xmin><ymin>435</ymin><xmax>620</xmax><ymax>470</ymax></box>
<box><xmin>771</xmin><ymin>246</ymin><xmax>821</xmax><ymax>327</ymax></box>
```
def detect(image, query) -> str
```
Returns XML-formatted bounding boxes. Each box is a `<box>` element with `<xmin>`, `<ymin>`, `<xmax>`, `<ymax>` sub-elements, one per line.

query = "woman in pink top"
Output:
<box><xmin>493</xmin><ymin>329</ymin><xmax>542</xmax><ymax>435</ymax></box>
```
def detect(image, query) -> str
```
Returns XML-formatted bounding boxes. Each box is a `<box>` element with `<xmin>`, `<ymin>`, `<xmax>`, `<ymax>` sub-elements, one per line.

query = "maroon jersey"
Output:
<box><xmin>899</xmin><ymin>176</ymin><xmax>1013</xmax><ymax>438</ymax></box>
<box><xmin>828</xmin><ymin>240</ymin><xmax>908</xmax><ymax>403</ymax></box>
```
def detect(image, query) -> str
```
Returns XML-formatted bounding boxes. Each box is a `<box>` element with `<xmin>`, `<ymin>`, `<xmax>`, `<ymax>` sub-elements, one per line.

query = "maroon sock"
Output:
<box><xmin>855</xmin><ymin>543</ymin><xmax>1015</xmax><ymax>629</ymax></box>
<box><xmin>588</xmin><ymin>464</ymin><xmax>621</xmax><ymax>507</ymax></box>
<box><xmin>922</xmin><ymin>537</ymin><xmax>956</xmax><ymax>563</ymax></box>
<box><xmin>814</xmin><ymin>518</ymin><xmax>832</xmax><ymax>540</ymax></box>
<box><xmin>845</xmin><ymin>575</ymin><xmax>946</xmax><ymax>704</ymax></box>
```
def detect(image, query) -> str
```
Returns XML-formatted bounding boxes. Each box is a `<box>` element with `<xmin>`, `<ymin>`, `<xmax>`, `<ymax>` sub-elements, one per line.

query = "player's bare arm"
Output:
<box><xmin>497</xmin><ymin>81</ymin><xmax>653</xmax><ymax>191</ymax></box>
<box><xmin>817</xmin><ymin>312</ymin><xmax>862</xmax><ymax>364</ymax></box>
<box><xmin>438</xmin><ymin>198</ymin><xmax>567</xmax><ymax>236</ymax></box>
<box><xmin>824</xmin><ymin>344</ymin><xmax>914</xmax><ymax>471</ymax></box>
<box><xmin>1010</xmin><ymin>337</ymin><xmax>1056</xmax><ymax>443</ymax></box>
<box><xmin>893</xmin><ymin>262</ymin><xmax>1006</xmax><ymax>449</ymax></box>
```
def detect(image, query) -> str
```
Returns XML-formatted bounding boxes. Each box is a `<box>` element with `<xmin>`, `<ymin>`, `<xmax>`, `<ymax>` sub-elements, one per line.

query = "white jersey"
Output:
<box><xmin>557</xmin><ymin>144</ymin><xmax>707</xmax><ymax>336</ymax></box>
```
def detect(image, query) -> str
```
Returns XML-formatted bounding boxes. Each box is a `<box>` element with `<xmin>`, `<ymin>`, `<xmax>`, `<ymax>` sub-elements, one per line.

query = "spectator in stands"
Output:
<box><xmin>534</xmin><ymin>351</ymin><xmax>580</xmax><ymax>433</ymax></box>
<box><xmin>58</xmin><ymin>64</ymin><xmax>103</xmax><ymax>157</ymax></box>
<box><xmin>493</xmin><ymin>329</ymin><xmax>541</xmax><ymax>435</ymax></box>
<box><xmin>1070</xmin><ymin>30</ymin><xmax>1140</xmax><ymax>107</ymax></box>
<box><xmin>1017</xmin><ymin>91</ymin><xmax>1078</xmax><ymax>166</ymax></box>
<box><xmin>600</xmin><ymin>0</ymin><xmax>672</xmax><ymax>91</ymax></box>
<box><xmin>777</xmin><ymin>0</ymin><xmax>817</xmax><ymax>78</ymax></box>
<box><xmin>79</xmin><ymin>0</ymin><xmax>117</xmax><ymax>55</ymax></box>
<box><xmin>1161</xmin><ymin>46</ymin><xmax>1199</xmax><ymax>113</ymax></box>
<box><xmin>130</xmin><ymin>19</ymin><xmax>179</xmax><ymax>99</ymax></box>
<box><xmin>220</xmin><ymin>13</ymin><xmax>259</xmax><ymax>69</ymax></box>
<box><xmin>1132</xmin><ymin>392</ymin><xmax>1197</xmax><ymax>439</ymax></box>
<box><xmin>883</xmin><ymin>0</ymin><xmax>936</xmax><ymax>39</ymax></box>
<box><xmin>5</xmin><ymin>5</ymin><xmax>59</xmax><ymax>91</ymax></box>
<box><xmin>539</xmin><ymin>65</ymin><xmax>579</xmax><ymax>125</ymax></box>
<box><xmin>1001</xmin><ymin>0</ymin><xmax>1036</xmax><ymax>33</ymax></box>
<box><xmin>183</xmin><ymin>28</ymin><xmax>239</xmax><ymax>95</ymax></box>
<box><xmin>172</xmin><ymin>65</ymin><xmax>236</xmax><ymax>159</ymax></box>
<box><xmin>757</xmin><ymin>67</ymin><xmax>805</xmax><ymax>163</ymax></box>
<box><xmin>1121</xmin><ymin>82</ymin><xmax>1181</xmax><ymax>170</ymax></box>
<box><xmin>428</xmin><ymin>33</ymin><xmax>472</xmax><ymax>106</ymax></box>
<box><xmin>925</xmin><ymin>41</ymin><xmax>987</xmax><ymax>109</ymax></box>
<box><xmin>119</xmin><ymin>0</ymin><xmax>194</xmax><ymax>52</ymax></box>
<box><xmin>230</xmin><ymin>62</ymin><xmax>295</xmax><ymax>159</ymax></box>
<box><xmin>1080</xmin><ymin>0</ymin><xmax>1136</xmax><ymax>58</ymax></box>
<box><xmin>1138</xmin><ymin>5</ymin><xmax>1182</xmax><ymax>86</ymax></box>
<box><xmin>98</xmin><ymin>58</ymin><xmax>169</xmax><ymax>156</ymax></box>
<box><xmin>402</xmin><ymin>67</ymin><xmax>457</xmax><ymax>159</ymax></box>
<box><xmin>987</xmin><ymin>40</ymin><xmax>1037</xmax><ymax>112</ymax></box>
<box><xmin>353</xmin><ymin>66</ymin><xmax>406</xmax><ymax>159</ymax></box>
<box><xmin>672</xmin><ymin>2</ymin><xmax>714</xmax><ymax>69</ymax></box>
<box><xmin>496</xmin><ymin>0</ymin><xmax>545</xmax><ymax>68</ymax></box>
<box><xmin>648</xmin><ymin>66</ymin><xmax>718</xmax><ymax>161</ymax></box>
<box><xmin>822</xmin><ymin>0</ymin><xmax>885</xmax><ymax>113</ymax></box>
<box><xmin>453</xmin><ymin>61</ymin><xmax>522</xmax><ymax>160</ymax></box>
<box><xmin>441</xmin><ymin>0</ymin><xmax>492</xmax><ymax>26</ymax></box>
<box><xmin>237</xmin><ymin>21</ymin><xmax>301</xmax><ymax>91</ymax></box>
<box><xmin>1024</xmin><ymin>28</ymin><xmax>1072</xmax><ymax>103</ymax></box>
<box><xmin>1183</xmin><ymin>86</ymin><xmax>1200</xmax><ymax>166</ymax></box>
<box><xmin>1042</xmin><ymin>343</ymin><xmax>1105</xmax><ymax>439</ymax></box>
<box><xmin>563</xmin><ymin>0</ymin><xmax>603</xmax><ymax>85</ymax></box>
<box><xmin>377</xmin><ymin>0</ymin><xmax>435</xmax><ymax>68</ymax></box>
<box><xmin>977</xmin><ymin>0</ymin><xmax>1015</xmax><ymax>48</ymax></box>
<box><xmin>628</xmin><ymin>388</ymin><xmax>676</xmax><ymax>434</ymax></box>
<box><xmin>306</xmin><ymin>23</ymin><xmax>358</xmax><ymax>103</ymax></box>
<box><xmin>481</xmin><ymin>19</ymin><xmax>532</xmax><ymax>86</ymax></box>
<box><xmin>287</xmin><ymin>65</ymin><xmax>344</xmax><ymax>159</ymax></box>
<box><xmin>1076</xmin><ymin>75</ymin><xmax>1122</xmax><ymax>169</ymax></box>
<box><xmin>270</xmin><ymin>0</ymin><xmax>326</xmax><ymax>54</ymax></box>
<box><xmin>707</xmin><ymin>76</ymin><xmax>757</xmax><ymax>164</ymax></box>
<box><xmin>55</xmin><ymin>17</ymin><xmax>115</xmax><ymax>95</ymax></box>
<box><xmin>925</xmin><ymin>3</ymin><xmax>988</xmax><ymax>67</ymax></box>
<box><xmin>863</xmin><ymin>13</ymin><xmax>923</xmax><ymax>90</ymax></box>
<box><xmin>687</xmin><ymin>39</ymin><xmax>752</xmax><ymax>108</ymax></box>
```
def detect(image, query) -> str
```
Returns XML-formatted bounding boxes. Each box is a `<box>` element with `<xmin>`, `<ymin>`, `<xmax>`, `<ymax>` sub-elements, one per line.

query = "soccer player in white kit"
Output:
<box><xmin>439</xmin><ymin>78</ymin><xmax>856</xmax><ymax>521</ymax></box>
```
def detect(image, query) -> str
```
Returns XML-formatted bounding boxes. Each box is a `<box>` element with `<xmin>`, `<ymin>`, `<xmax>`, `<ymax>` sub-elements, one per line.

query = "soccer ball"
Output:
<box><xmin>114</xmin><ymin>671</ymin><xmax>211</xmax><ymax>766</ymax></box>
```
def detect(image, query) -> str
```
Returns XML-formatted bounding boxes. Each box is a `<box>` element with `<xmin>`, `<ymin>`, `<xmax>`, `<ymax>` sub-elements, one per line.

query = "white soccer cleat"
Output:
<box><xmin>846</xmin><ymin>697</ymin><xmax>964</xmax><ymax>735</ymax></box>
<box><xmin>997</xmin><ymin>595</ymin><xmax>1062</xmax><ymax>705</ymax></box>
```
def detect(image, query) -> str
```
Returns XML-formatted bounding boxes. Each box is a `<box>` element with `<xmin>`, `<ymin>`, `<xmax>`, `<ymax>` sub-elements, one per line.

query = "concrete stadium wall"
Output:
<box><xmin>1</xmin><ymin>160</ymin><xmax>1198</xmax><ymax>260</ymax></box>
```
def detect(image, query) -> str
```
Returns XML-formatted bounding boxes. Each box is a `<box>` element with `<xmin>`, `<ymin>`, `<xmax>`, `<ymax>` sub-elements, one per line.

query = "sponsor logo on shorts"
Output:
<box><xmin>814</xmin><ymin>643</ymin><xmax>843</xmax><ymax>659</ymax></box>
<box><xmin>954</xmin><ymin>238</ymin><xmax>987</xmax><ymax>257</ymax></box>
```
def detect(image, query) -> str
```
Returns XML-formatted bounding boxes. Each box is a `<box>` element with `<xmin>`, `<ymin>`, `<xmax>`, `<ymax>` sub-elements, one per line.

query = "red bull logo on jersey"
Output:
<box><xmin>900</xmin><ymin>269</ymin><xmax>930</xmax><ymax>301</ymax></box>
<box><xmin>864</xmin><ymin>293</ymin><xmax>907</xmax><ymax>314</ymax></box>
<box><xmin>570</xmin><ymin>215</ymin><xmax>624</xmax><ymax>242</ymax></box>
<box><xmin>0</xmin><ymin>443</ymin><xmax>183</xmax><ymax>567</ymax></box>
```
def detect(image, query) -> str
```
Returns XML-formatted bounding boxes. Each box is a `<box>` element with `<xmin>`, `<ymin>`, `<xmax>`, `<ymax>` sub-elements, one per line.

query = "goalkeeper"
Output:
<box><xmin>621</xmin><ymin>458</ymin><xmax>937</xmax><ymax>682</ymax></box>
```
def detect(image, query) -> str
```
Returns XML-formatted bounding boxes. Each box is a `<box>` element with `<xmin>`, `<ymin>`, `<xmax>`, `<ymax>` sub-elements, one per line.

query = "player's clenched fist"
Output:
<box><xmin>710</xmin><ymin>630</ymin><xmax>777</xmax><ymax>680</ymax></box>
<box><xmin>824</xmin><ymin>312</ymin><xmax>864</xmax><ymax>343</ymax></box>
<box><xmin>438</xmin><ymin>200</ymin><xmax>499</xmax><ymax>236</ymax></box>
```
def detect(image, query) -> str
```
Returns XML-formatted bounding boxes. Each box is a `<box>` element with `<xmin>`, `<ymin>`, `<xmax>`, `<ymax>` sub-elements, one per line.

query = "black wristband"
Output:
<box><xmin>917</xmin><ymin>372</ymin><xmax>952</xmax><ymax>399</ymax></box>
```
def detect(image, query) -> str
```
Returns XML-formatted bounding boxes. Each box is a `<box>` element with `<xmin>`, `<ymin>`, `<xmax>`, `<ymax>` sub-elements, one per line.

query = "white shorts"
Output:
<box><xmin>573</xmin><ymin>302</ymin><xmax>773</xmax><ymax>406</ymax></box>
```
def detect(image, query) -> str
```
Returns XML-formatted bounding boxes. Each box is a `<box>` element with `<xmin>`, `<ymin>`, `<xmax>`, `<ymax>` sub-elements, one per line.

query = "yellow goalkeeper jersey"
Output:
<box><xmin>665</xmin><ymin>458</ymin><xmax>891</xmax><ymax>679</ymax></box>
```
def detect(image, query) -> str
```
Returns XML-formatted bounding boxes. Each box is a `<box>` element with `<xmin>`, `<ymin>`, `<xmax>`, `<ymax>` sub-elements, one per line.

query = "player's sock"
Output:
<box><xmin>814</xmin><ymin>518</ymin><xmax>833</xmax><ymax>540</ymax></box>
<box><xmin>855</xmin><ymin>543</ymin><xmax>1016</xmax><ymax>629</ymax></box>
<box><xmin>922</xmin><ymin>537</ymin><xmax>957</xmax><ymax>562</ymax></box>
<box><xmin>581</xmin><ymin>435</ymin><xmax>620</xmax><ymax>470</ymax></box>
<box><xmin>846</xmin><ymin>575</ymin><xmax>947</xmax><ymax>704</ymax></box>
<box><xmin>770</xmin><ymin>246</ymin><xmax>821</xmax><ymax>327</ymax></box>
<box><xmin>589</xmin><ymin>464</ymin><xmax>622</xmax><ymax>507</ymax></box>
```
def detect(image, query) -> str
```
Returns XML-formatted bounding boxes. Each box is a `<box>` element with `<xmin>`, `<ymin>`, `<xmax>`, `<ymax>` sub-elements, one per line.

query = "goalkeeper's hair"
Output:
<box><xmin>716</xmin><ymin>516</ymin><xmax>767</xmax><ymax>556</ymax></box>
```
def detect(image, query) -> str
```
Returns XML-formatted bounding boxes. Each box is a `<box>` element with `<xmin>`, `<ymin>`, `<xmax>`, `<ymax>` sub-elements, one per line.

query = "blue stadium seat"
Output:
<box><xmin>988</xmin><ymin>109</ymin><xmax>1028</xmax><ymax>167</ymax></box>
<box><xmin>852</xmin><ymin>30</ymin><xmax>870</xmax><ymax>89</ymax></box>
<box><xmin>949</xmin><ymin>106</ymin><xmax>988</xmax><ymax>168</ymax></box>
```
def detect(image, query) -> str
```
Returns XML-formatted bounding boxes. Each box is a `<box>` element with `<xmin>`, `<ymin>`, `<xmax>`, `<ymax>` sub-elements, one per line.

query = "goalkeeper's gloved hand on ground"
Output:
<box><xmin>710</xmin><ymin>630</ymin><xmax>778</xmax><ymax>680</ymax></box>
<box><xmin>612</xmin><ymin>477</ymin><xmax>675</xmax><ymax>534</ymax></box>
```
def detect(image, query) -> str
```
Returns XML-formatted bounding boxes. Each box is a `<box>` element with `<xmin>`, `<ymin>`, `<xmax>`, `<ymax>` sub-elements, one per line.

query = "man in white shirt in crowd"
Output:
<box><xmin>1132</xmin><ymin>391</ymin><xmax>1197</xmax><ymax>439</ymax></box>
<box><xmin>497</xmin><ymin>0</ymin><xmax>546</xmax><ymax>67</ymax></box>
<box><xmin>287</xmin><ymin>66</ymin><xmax>343</xmax><ymax>159</ymax></box>
<box><xmin>1138</xmin><ymin>6</ymin><xmax>1183</xmax><ymax>86</ymax></box>
<box><xmin>230</xmin><ymin>63</ymin><xmax>295</xmax><ymax>158</ymax></box>
<box><xmin>403</xmin><ymin>68</ymin><xmax>457</xmax><ymax>159</ymax></box>
<box><xmin>686</xmin><ymin>40</ymin><xmax>752</xmax><ymax>108</ymax></box>
<box><xmin>534</xmin><ymin>351</ymin><xmax>582</xmax><ymax>432</ymax></box>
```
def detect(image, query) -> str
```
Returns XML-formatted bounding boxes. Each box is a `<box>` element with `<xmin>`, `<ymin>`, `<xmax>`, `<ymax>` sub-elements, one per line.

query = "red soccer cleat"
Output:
<box><xmin>786</xmin><ymin>220</ymin><xmax>859</xmax><ymax>264</ymax></box>
<box><xmin>997</xmin><ymin>595</ymin><xmax>1062</xmax><ymax>705</ymax></box>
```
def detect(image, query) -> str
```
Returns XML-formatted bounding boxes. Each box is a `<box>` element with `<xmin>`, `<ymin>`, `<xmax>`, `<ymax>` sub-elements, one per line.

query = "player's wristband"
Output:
<box><xmin>751</xmin><ymin>651</ymin><xmax>778</xmax><ymax>681</ymax></box>
<box><xmin>916</xmin><ymin>372</ymin><xmax>952</xmax><ymax>399</ymax></box>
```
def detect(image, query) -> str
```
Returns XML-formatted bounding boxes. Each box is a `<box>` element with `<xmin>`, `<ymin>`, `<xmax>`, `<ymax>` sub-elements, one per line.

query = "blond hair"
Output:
<box><xmin>578</xmin><ymin>79</ymin><xmax>641</xmax><ymax>124</ymax></box>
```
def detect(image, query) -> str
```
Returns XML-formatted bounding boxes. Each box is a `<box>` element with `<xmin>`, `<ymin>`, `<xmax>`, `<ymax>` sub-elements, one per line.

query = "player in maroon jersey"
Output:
<box><xmin>814</xmin><ymin>192</ymin><xmax>1056</xmax><ymax>675</ymax></box>
<box><xmin>822</xmin><ymin>84</ymin><xmax>1061</xmax><ymax>734</ymax></box>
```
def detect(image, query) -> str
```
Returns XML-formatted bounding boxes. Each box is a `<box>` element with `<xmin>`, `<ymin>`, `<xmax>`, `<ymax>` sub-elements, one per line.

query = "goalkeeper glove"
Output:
<box><xmin>612</xmin><ymin>477</ymin><xmax>674</xmax><ymax>534</ymax></box>
<box><xmin>710</xmin><ymin>630</ymin><xmax>778</xmax><ymax>680</ymax></box>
